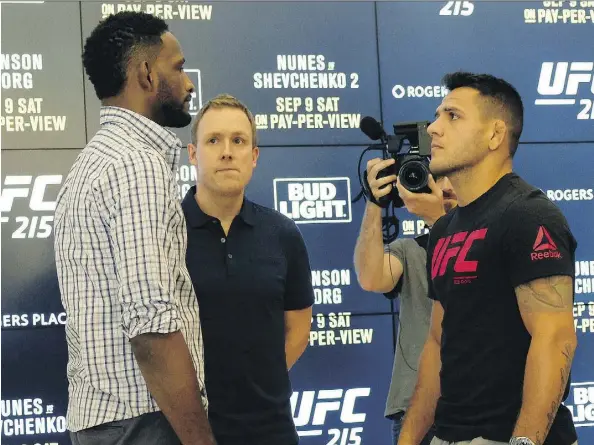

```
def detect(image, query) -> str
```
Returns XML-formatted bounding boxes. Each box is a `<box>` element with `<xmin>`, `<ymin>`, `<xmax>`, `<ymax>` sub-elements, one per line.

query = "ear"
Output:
<box><xmin>187</xmin><ymin>143</ymin><xmax>198</xmax><ymax>166</ymax></box>
<box><xmin>137</xmin><ymin>60</ymin><xmax>157</xmax><ymax>93</ymax></box>
<box><xmin>488</xmin><ymin>119</ymin><xmax>506</xmax><ymax>152</ymax></box>
<box><xmin>252</xmin><ymin>146</ymin><xmax>260</xmax><ymax>167</ymax></box>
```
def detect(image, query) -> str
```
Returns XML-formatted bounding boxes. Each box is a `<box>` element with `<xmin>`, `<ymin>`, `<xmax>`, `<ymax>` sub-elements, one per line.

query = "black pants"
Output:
<box><xmin>70</xmin><ymin>411</ymin><xmax>181</xmax><ymax>445</ymax></box>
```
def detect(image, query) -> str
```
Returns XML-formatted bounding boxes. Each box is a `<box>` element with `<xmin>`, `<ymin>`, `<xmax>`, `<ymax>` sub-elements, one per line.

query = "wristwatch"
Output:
<box><xmin>509</xmin><ymin>437</ymin><xmax>536</xmax><ymax>445</ymax></box>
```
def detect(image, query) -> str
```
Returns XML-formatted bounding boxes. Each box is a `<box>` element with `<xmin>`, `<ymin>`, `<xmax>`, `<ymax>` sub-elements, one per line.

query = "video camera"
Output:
<box><xmin>358</xmin><ymin>116</ymin><xmax>432</xmax><ymax>209</ymax></box>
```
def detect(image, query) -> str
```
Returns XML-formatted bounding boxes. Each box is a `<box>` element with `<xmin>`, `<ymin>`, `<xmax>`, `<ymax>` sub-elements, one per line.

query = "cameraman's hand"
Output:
<box><xmin>366</xmin><ymin>158</ymin><xmax>397</xmax><ymax>204</ymax></box>
<box><xmin>395</xmin><ymin>174</ymin><xmax>446</xmax><ymax>226</ymax></box>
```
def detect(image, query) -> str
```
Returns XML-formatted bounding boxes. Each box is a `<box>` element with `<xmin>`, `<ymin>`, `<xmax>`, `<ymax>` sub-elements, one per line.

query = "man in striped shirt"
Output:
<box><xmin>53</xmin><ymin>11</ymin><xmax>215</xmax><ymax>445</ymax></box>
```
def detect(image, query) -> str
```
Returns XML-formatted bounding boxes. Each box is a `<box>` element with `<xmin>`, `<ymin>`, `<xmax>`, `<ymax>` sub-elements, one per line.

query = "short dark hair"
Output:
<box><xmin>82</xmin><ymin>11</ymin><xmax>169</xmax><ymax>100</ymax></box>
<box><xmin>442</xmin><ymin>71</ymin><xmax>524</xmax><ymax>156</ymax></box>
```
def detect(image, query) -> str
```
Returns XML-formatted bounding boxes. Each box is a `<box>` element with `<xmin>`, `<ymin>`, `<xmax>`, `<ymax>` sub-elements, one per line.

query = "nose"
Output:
<box><xmin>184</xmin><ymin>71</ymin><xmax>195</xmax><ymax>93</ymax></box>
<box><xmin>221</xmin><ymin>140</ymin><xmax>233</xmax><ymax>159</ymax></box>
<box><xmin>427</xmin><ymin>118</ymin><xmax>442</xmax><ymax>138</ymax></box>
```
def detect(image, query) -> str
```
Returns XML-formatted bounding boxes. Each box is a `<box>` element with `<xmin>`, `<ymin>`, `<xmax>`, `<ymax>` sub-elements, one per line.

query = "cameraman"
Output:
<box><xmin>354</xmin><ymin>157</ymin><xmax>457</xmax><ymax>445</ymax></box>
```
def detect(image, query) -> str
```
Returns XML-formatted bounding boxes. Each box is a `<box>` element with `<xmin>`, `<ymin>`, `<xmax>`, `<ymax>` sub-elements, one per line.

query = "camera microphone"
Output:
<box><xmin>359</xmin><ymin>116</ymin><xmax>387</xmax><ymax>141</ymax></box>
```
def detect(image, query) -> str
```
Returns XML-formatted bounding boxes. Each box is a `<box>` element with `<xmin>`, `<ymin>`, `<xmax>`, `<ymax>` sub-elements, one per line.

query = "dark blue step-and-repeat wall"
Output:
<box><xmin>1</xmin><ymin>1</ymin><xmax>593</xmax><ymax>444</ymax></box>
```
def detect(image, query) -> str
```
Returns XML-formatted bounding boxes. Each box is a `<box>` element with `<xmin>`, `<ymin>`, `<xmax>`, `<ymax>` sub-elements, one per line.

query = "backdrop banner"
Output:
<box><xmin>2</xmin><ymin>2</ymin><xmax>593</xmax><ymax>445</ymax></box>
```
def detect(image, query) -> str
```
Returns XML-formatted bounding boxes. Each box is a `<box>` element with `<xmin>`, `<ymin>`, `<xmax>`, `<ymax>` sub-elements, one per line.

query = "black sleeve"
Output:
<box><xmin>425</xmin><ymin>224</ymin><xmax>441</xmax><ymax>302</ymax></box>
<box><xmin>283</xmin><ymin>222</ymin><xmax>315</xmax><ymax>311</ymax></box>
<box><xmin>426</xmin><ymin>250</ymin><xmax>440</xmax><ymax>301</ymax></box>
<box><xmin>502</xmin><ymin>196</ymin><xmax>577</xmax><ymax>288</ymax></box>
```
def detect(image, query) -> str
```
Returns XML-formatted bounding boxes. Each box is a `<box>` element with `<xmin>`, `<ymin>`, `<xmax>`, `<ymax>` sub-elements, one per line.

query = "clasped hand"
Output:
<box><xmin>366</xmin><ymin>157</ymin><xmax>445</xmax><ymax>226</ymax></box>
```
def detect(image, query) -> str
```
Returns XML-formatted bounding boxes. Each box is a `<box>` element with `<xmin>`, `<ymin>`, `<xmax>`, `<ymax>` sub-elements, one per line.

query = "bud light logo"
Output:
<box><xmin>564</xmin><ymin>382</ymin><xmax>594</xmax><ymax>427</ymax></box>
<box><xmin>273</xmin><ymin>177</ymin><xmax>352</xmax><ymax>224</ymax></box>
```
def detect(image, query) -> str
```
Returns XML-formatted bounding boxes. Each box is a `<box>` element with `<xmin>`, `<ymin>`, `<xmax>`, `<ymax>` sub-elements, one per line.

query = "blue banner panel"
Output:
<box><xmin>81</xmin><ymin>1</ymin><xmax>380</xmax><ymax>146</ymax></box>
<box><xmin>235</xmin><ymin>145</ymin><xmax>393</xmax><ymax>315</ymax></box>
<box><xmin>0</xmin><ymin>149</ymin><xmax>80</xmax><ymax>321</ymax></box>
<box><xmin>0</xmin><ymin>2</ymin><xmax>87</xmax><ymax>149</ymax></box>
<box><xmin>289</xmin><ymin>313</ymin><xmax>396</xmax><ymax>445</ymax></box>
<box><xmin>514</xmin><ymin>143</ymin><xmax>594</xmax><ymax>302</ymax></box>
<box><xmin>0</xmin><ymin>328</ymin><xmax>69</xmax><ymax>445</ymax></box>
<box><xmin>377</xmin><ymin>1</ymin><xmax>594</xmax><ymax>143</ymax></box>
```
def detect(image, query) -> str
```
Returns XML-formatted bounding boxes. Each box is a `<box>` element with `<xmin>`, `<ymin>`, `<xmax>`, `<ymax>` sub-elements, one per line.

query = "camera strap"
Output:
<box><xmin>362</xmin><ymin>170</ymin><xmax>390</xmax><ymax>208</ymax></box>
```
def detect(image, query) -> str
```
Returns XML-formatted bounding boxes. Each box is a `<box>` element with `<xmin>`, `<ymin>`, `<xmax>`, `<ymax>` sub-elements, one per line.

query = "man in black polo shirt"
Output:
<box><xmin>181</xmin><ymin>93</ymin><xmax>314</xmax><ymax>445</ymax></box>
<box><xmin>397</xmin><ymin>72</ymin><xmax>578</xmax><ymax>445</ymax></box>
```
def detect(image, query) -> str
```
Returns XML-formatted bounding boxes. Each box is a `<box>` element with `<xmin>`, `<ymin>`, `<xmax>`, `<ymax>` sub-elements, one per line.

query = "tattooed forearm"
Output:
<box><xmin>548</xmin><ymin>343</ymin><xmax>573</xmax><ymax>427</ymax></box>
<box><xmin>512</xmin><ymin>341</ymin><xmax>576</xmax><ymax>445</ymax></box>
<box><xmin>512</xmin><ymin>273</ymin><xmax>577</xmax><ymax>445</ymax></box>
<box><xmin>515</xmin><ymin>275</ymin><xmax>573</xmax><ymax>313</ymax></box>
<box><xmin>534</xmin><ymin>343</ymin><xmax>574</xmax><ymax>445</ymax></box>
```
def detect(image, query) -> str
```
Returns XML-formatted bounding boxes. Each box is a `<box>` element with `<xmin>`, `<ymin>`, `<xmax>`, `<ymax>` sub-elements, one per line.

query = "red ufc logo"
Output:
<box><xmin>431</xmin><ymin>228</ymin><xmax>488</xmax><ymax>279</ymax></box>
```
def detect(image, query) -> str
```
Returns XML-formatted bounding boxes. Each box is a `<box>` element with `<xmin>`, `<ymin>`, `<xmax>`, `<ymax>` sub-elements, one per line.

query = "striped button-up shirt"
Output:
<box><xmin>53</xmin><ymin>106</ymin><xmax>206</xmax><ymax>432</ymax></box>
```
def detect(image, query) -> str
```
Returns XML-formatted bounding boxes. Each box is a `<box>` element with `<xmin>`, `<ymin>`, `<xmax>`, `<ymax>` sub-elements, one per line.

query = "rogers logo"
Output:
<box><xmin>546</xmin><ymin>188</ymin><xmax>593</xmax><ymax>201</ymax></box>
<box><xmin>392</xmin><ymin>84</ymin><xmax>448</xmax><ymax>99</ymax></box>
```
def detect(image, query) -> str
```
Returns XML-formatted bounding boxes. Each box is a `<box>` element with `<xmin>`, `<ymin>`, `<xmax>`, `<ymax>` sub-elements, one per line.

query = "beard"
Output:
<box><xmin>152</xmin><ymin>80</ymin><xmax>192</xmax><ymax>128</ymax></box>
<box><xmin>429</xmin><ymin>159</ymin><xmax>463</xmax><ymax>178</ymax></box>
<box><xmin>429</xmin><ymin>150</ymin><xmax>477</xmax><ymax>178</ymax></box>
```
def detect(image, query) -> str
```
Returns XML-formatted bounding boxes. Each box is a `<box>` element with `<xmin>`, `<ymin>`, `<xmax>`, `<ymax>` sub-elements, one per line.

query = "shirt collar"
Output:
<box><xmin>99</xmin><ymin>106</ymin><xmax>183</xmax><ymax>171</ymax></box>
<box><xmin>181</xmin><ymin>185</ymin><xmax>257</xmax><ymax>228</ymax></box>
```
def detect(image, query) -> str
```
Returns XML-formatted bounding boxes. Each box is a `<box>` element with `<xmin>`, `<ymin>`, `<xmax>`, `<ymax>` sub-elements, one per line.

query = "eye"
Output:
<box><xmin>233</xmin><ymin>137</ymin><xmax>244</xmax><ymax>144</ymax></box>
<box><xmin>449</xmin><ymin>112</ymin><xmax>459</xmax><ymax>120</ymax></box>
<box><xmin>208</xmin><ymin>137</ymin><xmax>218</xmax><ymax>144</ymax></box>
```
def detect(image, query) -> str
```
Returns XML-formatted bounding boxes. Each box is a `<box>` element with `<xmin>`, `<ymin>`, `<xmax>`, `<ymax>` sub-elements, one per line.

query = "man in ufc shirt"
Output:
<box><xmin>397</xmin><ymin>72</ymin><xmax>578</xmax><ymax>445</ymax></box>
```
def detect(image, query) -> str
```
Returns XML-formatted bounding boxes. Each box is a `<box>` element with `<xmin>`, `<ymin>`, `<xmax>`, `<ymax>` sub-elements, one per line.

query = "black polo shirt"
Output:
<box><xmin>181</xmin><ymin>186</ymin><xmax>314</xmax><ymax>445</ymax></box>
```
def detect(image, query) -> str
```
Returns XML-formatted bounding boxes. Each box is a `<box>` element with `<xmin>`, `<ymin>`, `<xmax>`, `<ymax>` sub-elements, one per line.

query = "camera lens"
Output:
<box><xmin>399</xmin><ymin>161</ymin><xmax>429</xmax><ymax>191</ymax></box>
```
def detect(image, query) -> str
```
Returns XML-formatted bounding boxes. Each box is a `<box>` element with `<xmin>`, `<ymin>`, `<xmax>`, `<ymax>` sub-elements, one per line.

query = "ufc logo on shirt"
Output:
<box><xmin>431</xmin><ymin>228</ymin><xmax>488</xmax><ymax>282</ymax></box>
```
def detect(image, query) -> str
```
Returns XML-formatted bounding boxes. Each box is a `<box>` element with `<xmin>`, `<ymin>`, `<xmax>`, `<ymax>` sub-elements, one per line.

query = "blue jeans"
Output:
<box><xmin>70</xmin><ymin>411</ymin><xmax>181</xmax><ymax>445</ymax></box>
<box><xmin>392</xmin><ymin>411</ymin><xmax>436</xmax><ymax>445</ymax></box>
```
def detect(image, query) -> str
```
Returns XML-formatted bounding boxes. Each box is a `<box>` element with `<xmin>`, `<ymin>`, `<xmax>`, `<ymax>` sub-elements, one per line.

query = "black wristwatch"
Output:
<box><xmin>509</xmin><ymin>437</ymin><xmax>536</xmax><ymax>445</ymax></box>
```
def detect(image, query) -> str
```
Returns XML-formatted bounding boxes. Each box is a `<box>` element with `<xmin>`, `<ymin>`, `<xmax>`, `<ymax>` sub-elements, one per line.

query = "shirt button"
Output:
<box><xmin>221</xmin><ymin>238</ymin><xmax>226</xmax><ymax>243</ymax></box>
<box><xmin>228</xmin><ymin>253</ymin><xmax>233</xmax><ymax>259</ymax></box>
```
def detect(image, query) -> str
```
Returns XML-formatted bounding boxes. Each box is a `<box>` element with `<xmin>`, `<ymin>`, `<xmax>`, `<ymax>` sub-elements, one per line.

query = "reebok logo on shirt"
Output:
<box><xmin>531</xmin><ymin>226</ymin><xmax>562</xmax><ymax>261</ymax></box>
